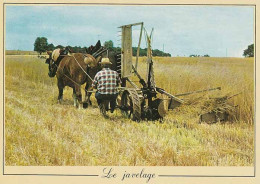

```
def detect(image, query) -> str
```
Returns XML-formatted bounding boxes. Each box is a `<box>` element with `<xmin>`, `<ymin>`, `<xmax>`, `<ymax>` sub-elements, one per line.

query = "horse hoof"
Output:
<box><xmin>83</xmin><ymin>102</ymin><xmax>88</xmax><ymax>109</ymax></box>
<box><xmin>78</xmin><ymin>104</ymin><xmax>83</xmax><ymax>109</ymax></box>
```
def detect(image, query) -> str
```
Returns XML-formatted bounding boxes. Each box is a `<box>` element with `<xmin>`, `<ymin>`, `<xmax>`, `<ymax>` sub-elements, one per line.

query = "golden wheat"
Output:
<box><xmin>5</xmin><ymin>55</ymin><xmax>254</xmax><ymax>166</ymax></box>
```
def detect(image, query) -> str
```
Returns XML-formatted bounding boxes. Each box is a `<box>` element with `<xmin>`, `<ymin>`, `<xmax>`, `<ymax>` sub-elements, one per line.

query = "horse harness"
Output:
<box><xmin>58</xmin><ymin>53</ymin><xmax>98</xmax><ymax>82</ymax></box>
<box><xmin>46</xmin><ymin>53</ymin><xmax>96</xmax><ymax>93</ymax></box>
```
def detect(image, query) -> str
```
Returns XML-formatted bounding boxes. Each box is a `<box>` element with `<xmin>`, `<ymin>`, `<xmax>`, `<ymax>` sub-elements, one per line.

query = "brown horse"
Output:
<box><xmin>46</xmin><ymin>40</ymin><xmax>120</xmax><ymax>108</ymax></box>
<box><xmin>46</xmin><ymin>48</ymin><xmax>100</xmax><ymax>108</ymax></box>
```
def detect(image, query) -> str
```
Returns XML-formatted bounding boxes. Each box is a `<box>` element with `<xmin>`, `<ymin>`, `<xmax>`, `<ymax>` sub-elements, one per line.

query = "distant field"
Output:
<box><xmin>5</xmin><ymin>50</ymin><xmax>47</xmax><ymax>55</ymax></box>
<box><xmin>4</xmin><ymin>54</ymin><xmax>254</xmax><ymax>166</ymax></box>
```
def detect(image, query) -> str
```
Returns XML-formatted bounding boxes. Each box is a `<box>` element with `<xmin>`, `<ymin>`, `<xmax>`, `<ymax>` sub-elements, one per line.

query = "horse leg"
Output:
<box><xmin>72</xmin><ymin>87</ymin><xmax>77</xmax><ymax>107</ymax></box>
<box><xmin>57</xmin><ymin>80</ymin><xmax>64</xmax><ymax>104</ymax></box>
<box><xmin>75</xmin><ymin>85</ymin><xmax>83</xmax><ymax>109</ymax></box>
<box><xmin>85</xmin><ymin>82</ymin><xmax>92</xmax><ymax>106</ymax></box>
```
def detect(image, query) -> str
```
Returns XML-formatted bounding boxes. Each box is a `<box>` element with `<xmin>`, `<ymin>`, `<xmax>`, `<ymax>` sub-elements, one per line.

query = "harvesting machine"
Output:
<box><xmin>115</xmin><ymin>22</ymin><xmax>222</xmax><ymax>121</ymax></box>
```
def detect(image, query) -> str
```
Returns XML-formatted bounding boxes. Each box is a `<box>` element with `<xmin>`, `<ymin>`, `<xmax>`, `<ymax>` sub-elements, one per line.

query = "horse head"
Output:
<box><xmin>86</xmin><ymin>40</ymin><xmax>101</xmax><ymax>55</ymax></box>
<box><xmin>46</xmin><ymin>48</ymin><xmax>68</xmax><ymax>77</ymax></box>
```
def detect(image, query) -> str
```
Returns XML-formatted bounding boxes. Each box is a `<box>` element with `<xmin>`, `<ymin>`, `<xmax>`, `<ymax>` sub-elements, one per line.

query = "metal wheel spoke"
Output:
<box><xmin>120</xmin><ymin>89</ymin><xmax>141</xmax><ymax>121</ymax></box>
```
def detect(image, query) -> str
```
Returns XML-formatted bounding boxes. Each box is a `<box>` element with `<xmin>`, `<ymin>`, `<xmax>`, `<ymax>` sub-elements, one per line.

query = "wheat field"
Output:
<box><xmin>4</xmin><ymin>54</ymin><xmax>254</xmax><ymax>166</ymax></box>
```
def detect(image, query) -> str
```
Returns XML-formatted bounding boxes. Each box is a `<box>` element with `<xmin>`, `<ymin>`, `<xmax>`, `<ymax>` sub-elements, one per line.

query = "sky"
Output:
<box><xmin>5</xmin><ymin>5</ymin><xmax>254</xmax><ymax>57</ymax></box>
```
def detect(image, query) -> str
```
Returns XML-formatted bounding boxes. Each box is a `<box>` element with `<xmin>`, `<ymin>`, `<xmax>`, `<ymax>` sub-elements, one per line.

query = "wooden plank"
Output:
<box><xmin>118</xmin><ymin>22</ymin><xmax>143</xmax><ymax>28</ymax></box>
<box><xmin>121</xmin><ymin>26</ymin><xmax>133</xmax><ymax>78</ymax></box>
<box><xmin>135</xmin><ymin>23</ymin><xmax>143</xmax><ymax>70</ymax></box>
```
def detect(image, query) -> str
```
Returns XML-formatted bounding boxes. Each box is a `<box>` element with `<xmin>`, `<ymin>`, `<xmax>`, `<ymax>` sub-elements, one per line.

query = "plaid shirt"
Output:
<box><xmin>92</xmin><ymin>68</ymin><xmax>121</xmax><ymax>94</ymax></box>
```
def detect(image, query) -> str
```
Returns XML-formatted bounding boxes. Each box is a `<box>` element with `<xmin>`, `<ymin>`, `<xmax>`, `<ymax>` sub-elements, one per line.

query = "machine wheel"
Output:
<box><xmin>121</xmin><ymin>89</ymin><xmax>142</xmax><ymax>121</ymax></box>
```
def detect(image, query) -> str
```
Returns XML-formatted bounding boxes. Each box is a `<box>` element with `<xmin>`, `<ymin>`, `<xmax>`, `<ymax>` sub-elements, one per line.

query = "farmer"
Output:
<box><xmin>91</xmin><ymin>58</ymin><xmax>121</xmax><ymax>113</ymax></box>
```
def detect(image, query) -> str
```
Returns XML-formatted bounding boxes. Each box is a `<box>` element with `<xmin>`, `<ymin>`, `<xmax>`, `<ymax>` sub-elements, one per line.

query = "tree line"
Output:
<box><xmin>34</xmin><ymin>37</ymin><xmax>88</xmax><ymax>55</ymax></box>
<box><xmin>34</xmin><ymin>37</ymin><xmax>254</xmax><ymax>58</ymax></box>
<box><xmin>103</xmin><ymin>40</ymin><xmax>171</xmax><ymax>57</ymax></box>
<box><xmin>189</xmin><ymin>43</ymin><xmax>254</xmax><ymax>58</ymax></box>
<box><xmin>34</xmin><ymin>37</ymin><xmax>171</xmax><ymax>57</ymax></box>
<box><xmin>189</xmin><ymin>54</ymin><xmax>210</xmax><ymax>57</ymax></box>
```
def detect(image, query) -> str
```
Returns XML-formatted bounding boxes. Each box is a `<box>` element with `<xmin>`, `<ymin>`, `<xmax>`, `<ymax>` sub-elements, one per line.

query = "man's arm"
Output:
<box><xmin>92</xmin><ymin>74</ymin><xmax>98</xmax><ymax>89</ymax></box>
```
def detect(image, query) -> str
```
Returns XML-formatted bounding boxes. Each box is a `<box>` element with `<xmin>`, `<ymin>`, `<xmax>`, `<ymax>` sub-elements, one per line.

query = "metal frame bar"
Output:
<box><xmin>175</xmin><ymin>87</ymin><xmax>221</xmax><ymax>97</ymax></box>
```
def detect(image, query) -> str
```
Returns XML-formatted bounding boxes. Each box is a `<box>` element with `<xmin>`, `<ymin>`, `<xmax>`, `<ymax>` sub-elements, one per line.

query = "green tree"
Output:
<box><xmin>55</xmin><ymin>45</ymin><xmax>64</xmax><ymax>49</ymax></box>
<box><xmin>104</xmin><ymin>40</ymin><xmax>114</xmax><ymax>50</ymax></box>
<box><xmin>34</xmin><ymin>37</ymin><xmax>48</xmax><ymax>55</ymax></box>
<box><xmin>243</xmin><ymin>44</ymin><xmax>254</xmax><ymax>57</ymax></box>
<box><xmin>47</xmin><ymin>43</ymin><xmax>55</xmax><ymax>51</ymax></box>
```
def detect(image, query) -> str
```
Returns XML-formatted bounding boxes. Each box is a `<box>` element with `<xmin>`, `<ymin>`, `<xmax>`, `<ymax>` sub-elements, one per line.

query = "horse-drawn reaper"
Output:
<box><xmin>46</xmin><ymin>22</ymin><xmax>227</xmax><ymax>122</ymax></box>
